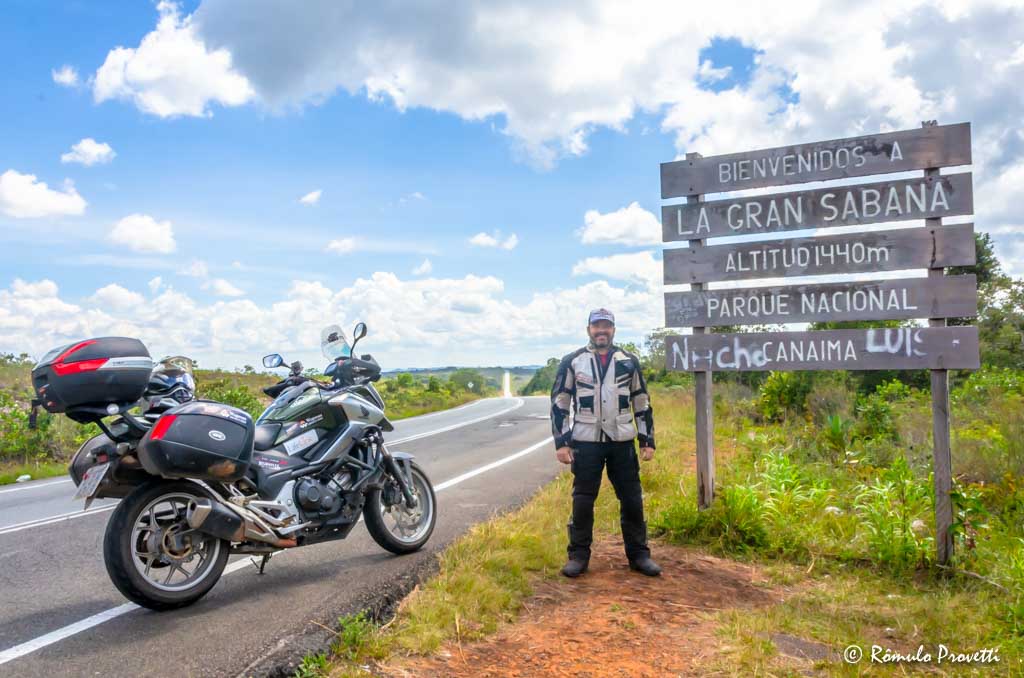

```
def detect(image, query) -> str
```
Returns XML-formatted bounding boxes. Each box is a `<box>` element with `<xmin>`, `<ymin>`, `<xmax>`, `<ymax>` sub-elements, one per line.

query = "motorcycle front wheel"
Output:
<box><xmin>103</xmin><ymin>480</ymin><xmax>229</xmax><ymax>611</ymax></box>
<box><xmin>363</xmin><ymin>461</ymin><xmax>437</xmax><ymax>554</ymax></box>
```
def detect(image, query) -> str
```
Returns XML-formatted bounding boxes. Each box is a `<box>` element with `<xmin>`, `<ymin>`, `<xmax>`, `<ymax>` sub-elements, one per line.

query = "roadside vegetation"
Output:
<box><xmin>0</xmin><ymin>357</ymin><xmax>494</xmax><ymax>484</ymax></box>
<box><xmin>310</xmin><ymin>239</ymin><xmax>1024</xmax><ymax>675</ymax></box>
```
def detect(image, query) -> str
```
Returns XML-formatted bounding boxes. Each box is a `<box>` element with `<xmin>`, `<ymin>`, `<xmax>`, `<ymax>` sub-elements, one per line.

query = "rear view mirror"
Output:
<box><xmin>351</xmin><ymin>322</ymin><xmax>368</xmax><ymax>353</ymax></box>
<box><xmin>262</xmin><ymin>354</ymin><xmax>284</xmax><ymax>368</ymax></box>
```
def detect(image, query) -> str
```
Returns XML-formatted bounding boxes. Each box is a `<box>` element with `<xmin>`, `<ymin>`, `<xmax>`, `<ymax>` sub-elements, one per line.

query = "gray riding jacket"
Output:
<box><xmin>550</xmin><ymin>345</ymin><xmax>655</xmax><ymax>450</ymax></box>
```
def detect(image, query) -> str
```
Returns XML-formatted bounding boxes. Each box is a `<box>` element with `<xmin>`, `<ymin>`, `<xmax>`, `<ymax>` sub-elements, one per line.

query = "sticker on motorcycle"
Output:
<box><xmin>283</xmin><ymin>429</ymin><xmax>318</xmax><ymax>455</ymax></box>
<box><xmin>301</xmin><ymin>414</ymin><xmax>324</xmax><ymax>428</ymax></box>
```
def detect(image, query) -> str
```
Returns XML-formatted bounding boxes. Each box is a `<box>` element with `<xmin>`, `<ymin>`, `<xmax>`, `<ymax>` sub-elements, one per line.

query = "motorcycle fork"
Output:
<box><xmin>380</xmin><ymin>444</ymin><xmax>418</xmax><ymax>509</ymax></box>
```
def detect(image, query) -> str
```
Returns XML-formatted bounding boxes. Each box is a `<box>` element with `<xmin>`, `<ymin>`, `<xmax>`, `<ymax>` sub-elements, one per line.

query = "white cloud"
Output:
<box><xmin>108</xmin><ymin>214</ymin><xmax>176</xmax><ymax>254</ymax></box>
<box><xmin>0</xmin><ymin>170</ymin><xmax>87</xmax><ymax>218</ymax></box>
<box><xmin>204</xmin><ymin>278</ymin><xmax>244</xmax><ymax>297</ymax></box>
<box><xmin>180</xmin><ymin>259</ymin><xmax>210</xmax><ymax>277</ymax></box>
<box><xmin>148</xmin><ymin>276</ymin><xmax>164</xmax><ymax>293</ymax></box>
<box><xmin>175</xmin><ymin>260</ymin><xmax>244</xmax><ymax>297</ymax></box>
<box><xmin>0</xmin><ymin>271</ymin><xmax>662</xmax><ymax>369</ymax></box>
<box><xmin>62</xmin><ymin>1</ymin><xmax>1024</xmax><ymax>315</ymax></box>
<box><xmin>412</xmin><ymin>258</ymin><xmax>432</xmax><ymax>275</ymax></box>
<box><xmin>398</xmin><ymin>191</ymin><xmax>426</xmax><ymax>204</ymax></box>
<box><xmin>469</xmin><ymin>230</ymin><xmax>518</xmax><ymax>250</ymax></box>
<box><xmin>572</xmin><ymin>251</ymin><xmax>661</xmax><ymax>289</ymax></box>
<box><xmin>61</xmin><ymin>138</ymin><xmax>116</xmax><ymax>166</ymax></box>
<box><xmin>52</xmin><ymin>65</ymin><xmax>79</xmax><ymax>87</ymax></box>
<box><xmin>93</xmin><ymin>1</ymin><xmax>254</xmax><ymax>118</ymax></box>
<box><xmin>697</xmin><ymin>59</ymin><xmax>731</xmax><ymax>83</ymax></box>
<box><xmin>577</xmin><ymin>202</ymin><xmax>661</xmax><ymax>246</ymax></box>
<box><xmin>327</xmin><ymin>237</ymin><xmax>356</xmax><ymax>254</ymax></box>
<box><xmin>89</xmin><ymin>0</ymin><xmax>1024</xmax><ymax>192</ymax></box>
<box><xmin>91</xmin><ymin>284</ymin><xmax>145</xmax><ymax>311</ymax></box>
<box><xmin>299</xmin><ymin>189</ymin><xmax>322</xmax><ymax>205</ymax></box>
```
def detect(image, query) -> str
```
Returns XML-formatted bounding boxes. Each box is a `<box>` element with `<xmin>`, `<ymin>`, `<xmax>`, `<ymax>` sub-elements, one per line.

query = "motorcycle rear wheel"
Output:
<box><xmin>103</xmin><ymin>480</ymin><xmax>229</xmax><ymax>611</ymax></box>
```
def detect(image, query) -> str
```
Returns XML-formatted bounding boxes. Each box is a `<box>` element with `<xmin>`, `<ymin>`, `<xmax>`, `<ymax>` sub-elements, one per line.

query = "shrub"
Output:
<box><xmin>757</xmin><ymin>371</ymin><xmax>814</xmax><ymax>422</ymax></box>
<box><xmin>655</xmin><ymin>483</ymin><xmax>768</xmax><ymax>552</ymax></box>
<box><xmin>852</xmin><ymin>379</ymin><xmax>912</xmax><ymax>441</ymax></box>
<box><xmin>197</xmin><ymin>379</ymin><xmax>267</xmax><ymax>419</ymax></box>
<box><xmin>806</xmin><ymin>373</ymin><xmax>854</xmax><ymax>425</ymax></box>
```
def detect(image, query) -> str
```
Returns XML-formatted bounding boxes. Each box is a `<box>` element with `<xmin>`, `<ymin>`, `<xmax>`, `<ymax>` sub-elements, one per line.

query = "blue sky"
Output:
<box><xmin>2</xmin><ymin>1</ymin><xmax>1021</xmax><ymax>369</ymax></box>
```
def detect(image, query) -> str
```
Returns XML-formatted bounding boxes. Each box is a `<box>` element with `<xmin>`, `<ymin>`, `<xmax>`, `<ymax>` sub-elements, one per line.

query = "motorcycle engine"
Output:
<box><xmin>295</xmin><ymin>477</ymin><xmax>342</xmax><ymax>516</ymax></box>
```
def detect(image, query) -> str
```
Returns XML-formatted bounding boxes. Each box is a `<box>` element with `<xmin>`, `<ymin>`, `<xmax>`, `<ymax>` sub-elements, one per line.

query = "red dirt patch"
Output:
<box><xmin>384</xmin><ymin>538</ymin><xmax>781</xmax><ymax>677</ymax></box>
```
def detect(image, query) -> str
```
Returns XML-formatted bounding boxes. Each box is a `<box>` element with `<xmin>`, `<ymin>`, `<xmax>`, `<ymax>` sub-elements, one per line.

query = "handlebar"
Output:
<box><xmin>336</xmin><ymin>355</ymin><xmax>381</xmax><ymax>386</ymax></box>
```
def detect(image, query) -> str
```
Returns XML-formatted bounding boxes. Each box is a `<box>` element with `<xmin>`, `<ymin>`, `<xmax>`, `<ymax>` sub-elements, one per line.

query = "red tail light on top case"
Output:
<box><xmin>50</xmin><ymin>340</ymin><xmax>104</xmax><ymax>376</ymax></box>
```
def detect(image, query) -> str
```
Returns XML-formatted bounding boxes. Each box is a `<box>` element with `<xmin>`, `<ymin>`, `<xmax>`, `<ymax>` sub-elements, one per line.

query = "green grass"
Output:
<box><xmin>0</xmin><ymin>460</ymin><xmax>67</xmax><ymax>485</ymax></box>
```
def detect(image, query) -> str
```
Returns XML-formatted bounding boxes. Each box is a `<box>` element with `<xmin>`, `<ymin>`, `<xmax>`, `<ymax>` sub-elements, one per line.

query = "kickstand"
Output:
<box><xmin>250</xmin><ymin>552</ymin><xmax>274</xmax><ymax>574</ymax></box>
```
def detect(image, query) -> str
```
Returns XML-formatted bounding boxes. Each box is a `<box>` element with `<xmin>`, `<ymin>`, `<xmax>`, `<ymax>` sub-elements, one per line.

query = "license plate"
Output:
<box><xmin>73</xmin><ymin>462</ymin><xmax>110</xmax><ymax>501</ymax></box>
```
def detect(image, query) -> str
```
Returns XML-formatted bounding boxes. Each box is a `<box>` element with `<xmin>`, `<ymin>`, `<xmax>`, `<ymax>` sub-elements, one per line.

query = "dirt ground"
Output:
<box><xmin>380</xmin><ymin>538</ymin><xmax>803</xmax><ymax>677</ymax></box>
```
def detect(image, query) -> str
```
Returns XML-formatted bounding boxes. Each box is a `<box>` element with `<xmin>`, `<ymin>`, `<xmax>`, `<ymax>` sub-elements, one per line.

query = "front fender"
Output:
<box><xmin>389</xmin><ymin>450</ymin><xmax>414</xmax><ymax>461</ymax></box>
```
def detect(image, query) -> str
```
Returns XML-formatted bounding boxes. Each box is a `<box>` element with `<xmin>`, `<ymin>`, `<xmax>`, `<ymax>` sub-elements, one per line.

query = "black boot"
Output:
<box><xmin>628</xmin><ymin>555</ymin><xmax>662</xmax><ymax>576</ymax></box>
<box><xmin>624</xmin><ymin>520</ymin><xmax>660</xmax><ymax>576</ymax></box>
<box><xmin>561</xmin><ymin>557</ymin><xmax>589</xmax><ymax>578</ymax></box>
<box><xmin>563</xmin><ymin>522</ymin><xmax>590</xmax><ymax>577</ymax></box>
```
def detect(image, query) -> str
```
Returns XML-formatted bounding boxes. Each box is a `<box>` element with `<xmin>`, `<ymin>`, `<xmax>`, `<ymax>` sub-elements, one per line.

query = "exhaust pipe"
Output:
<box><xmin>187</xmin><ymin>498</ymin><xmax>245</xmax><ymax>542</ymax></box>
<box><xmin>187</xmin><ymin>498</ymin><xmax>297</xmax><ymax>548</ymax></box>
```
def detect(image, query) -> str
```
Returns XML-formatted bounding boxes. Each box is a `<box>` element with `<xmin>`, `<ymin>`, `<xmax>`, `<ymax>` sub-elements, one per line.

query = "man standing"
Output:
<box><xmin>550</xmin><ymin>308</ymin><xmax>661</xmax><ymax>578</ymax></box>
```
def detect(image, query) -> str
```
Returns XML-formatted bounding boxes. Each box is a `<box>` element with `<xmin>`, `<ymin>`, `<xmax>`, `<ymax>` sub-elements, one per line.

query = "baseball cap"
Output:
<box><xmin>588</xmin><ymin>308</ymin><xmax>615</xmax><ymax>325</ymax></box>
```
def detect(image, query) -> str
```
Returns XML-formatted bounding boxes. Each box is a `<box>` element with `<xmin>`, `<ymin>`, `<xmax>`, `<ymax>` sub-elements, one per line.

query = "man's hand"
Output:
<box><xmin>640</xmin><ymin>447</ymin><xmax>655</xmax><ymax>462</ymax></box>
<box><xmin>556</xmin><ymin>446</ymin><xmax>574</xmax><ymax>465</ymax></box>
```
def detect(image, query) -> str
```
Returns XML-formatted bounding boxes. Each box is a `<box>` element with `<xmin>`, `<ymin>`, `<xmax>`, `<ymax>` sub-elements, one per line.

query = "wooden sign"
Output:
<box><xmin>664</xmin><ymin>275</ymin><xmax>977</xmax><ymax>327</ymax></box>
<box><xmin>659</xmin><ymin>120</ymin><xmax>977</xmax><ymax>567</ymax></box>
<box><xmin>663</xmin><ymin>326</ymin><xmax>980</xmax><ymax>372</ymax></box>
<box><xmin>662</xmin><ymin>172</ymin><xmax>973</xmax><ymax>242</ymax></box>
<box><xmin>661</xmin><ymin>122</ymin><xmax>971</xmax><ymax>198</ymax></box>
<box><xmin>664</xmin><ymin>223</ymin><xmax>976</xmax><ymax>284</ymax></box>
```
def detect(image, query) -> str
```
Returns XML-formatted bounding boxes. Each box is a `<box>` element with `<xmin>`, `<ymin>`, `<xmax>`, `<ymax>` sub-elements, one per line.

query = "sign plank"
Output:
<box><xmin>662</xmin><ymin>173</ymin><xmax>973</xmax><ymax>242</ymax></box>
<box><xmin>664</xmin><ymin>275</ymin><xmax>977</xmax><ymax>327</ymax></box>
<box><xmin>663</xmin><ymin>223</ymin><xmax>976</xmax><ymax>284</ymax></box>
<box><xmin>664</xmin><ymin>326</ymin><xmax>980</xmax><ymax>372</ymax></box>
<box><xmin>661</xmin><ymin>122</ymin><xmax>971</xmax><ymax>198</ymax></box>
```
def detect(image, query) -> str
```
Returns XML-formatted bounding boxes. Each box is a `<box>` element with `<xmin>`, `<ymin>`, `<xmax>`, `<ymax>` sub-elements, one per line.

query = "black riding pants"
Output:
<box><xmin>568</xmin><ymin>440</ymin><xmax>649</xmax><ymax>561</ymax></box>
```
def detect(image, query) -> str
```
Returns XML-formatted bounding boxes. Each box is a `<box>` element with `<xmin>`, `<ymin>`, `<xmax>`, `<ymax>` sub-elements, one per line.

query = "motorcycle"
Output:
<box><xmin>30</xmin><ymin>322</ymin><xmax>436</xmax><ymax>610</ymax></box>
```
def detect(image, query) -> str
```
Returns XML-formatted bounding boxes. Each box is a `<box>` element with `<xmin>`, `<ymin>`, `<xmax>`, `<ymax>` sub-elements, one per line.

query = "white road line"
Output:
<box><xmin>0</xmin><ymin>435</ymin><xmax>551</xmax><ymax>666</ymax></box>
<box><xmin>435</xmin><ymin>438</ymin><xmax>549</xmax><ymax>491</ymax></box>
<box><xmin>0</xmin><ymin>478</ymin><xmax>73</xmax><ymax>495</ymax></box>
<box><xmin>0</xmin><ymin>504</ymin><xmax>118</xmax><ymax>536</ymax></box>
<box><xmin>388</xmin><ymin>398</ymin><xmax>524</xmax><ymax>445</ymax></box>
<box><xmin>0</xmin><ymin>398</ymin><xmax>526</xmax><ymax>535</ymax></box>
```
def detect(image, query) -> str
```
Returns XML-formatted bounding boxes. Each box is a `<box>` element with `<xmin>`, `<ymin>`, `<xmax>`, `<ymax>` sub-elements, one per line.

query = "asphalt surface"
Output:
<box><xmin>0</xmin><ymin>395</ymin><xmax>559</xmax><ymax>677</ymax></box>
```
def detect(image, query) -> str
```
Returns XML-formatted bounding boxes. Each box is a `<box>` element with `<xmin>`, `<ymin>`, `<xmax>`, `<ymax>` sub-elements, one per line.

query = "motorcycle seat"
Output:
<box><xmin>253</xmin><ymin>423</ymin><xmax>281</xmax><ymax>451</ymax></box>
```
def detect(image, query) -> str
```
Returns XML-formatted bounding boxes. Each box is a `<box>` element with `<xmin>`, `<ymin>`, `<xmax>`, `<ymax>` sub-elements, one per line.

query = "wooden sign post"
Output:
<box><xmin>659</xmin><ymin>122</ymin><xmax>978</xmax><ymax>565</ymax></box>
<box><xmin>685</xmin><ymin>154</ymin><xmax>715</xmax><ymax>510</ymax></box>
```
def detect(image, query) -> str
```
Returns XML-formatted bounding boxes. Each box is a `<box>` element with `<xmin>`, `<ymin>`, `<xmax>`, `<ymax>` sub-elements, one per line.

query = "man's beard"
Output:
<box><xmin>590</xmin><ymin>333</ymin><xmax>612</xmax><ymax>348</ymax></box>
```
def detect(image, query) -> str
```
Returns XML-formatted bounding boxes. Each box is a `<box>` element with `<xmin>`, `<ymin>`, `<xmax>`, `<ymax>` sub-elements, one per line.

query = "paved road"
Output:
<box><xmin>0</xmin><ymin>396</ymin><xmax>559</xmax><ymax>677</ymax></box>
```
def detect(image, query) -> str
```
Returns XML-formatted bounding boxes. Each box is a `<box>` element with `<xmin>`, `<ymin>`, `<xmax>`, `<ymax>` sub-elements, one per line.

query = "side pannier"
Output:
<box><xmin>138</xmin><ymin>401</ymin><xmax>255</xmax><ymax>482</ymax></box>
